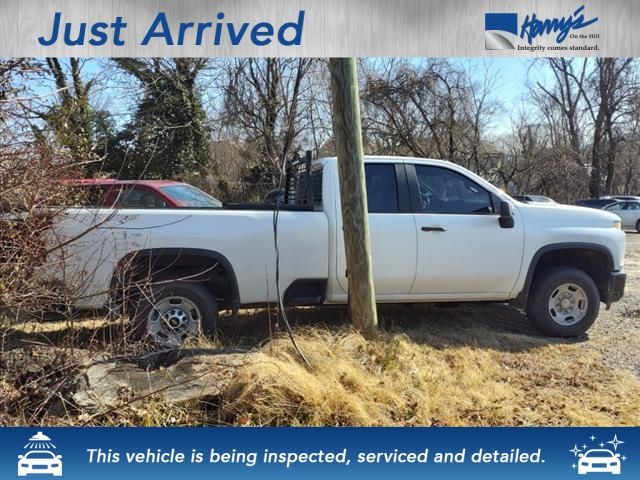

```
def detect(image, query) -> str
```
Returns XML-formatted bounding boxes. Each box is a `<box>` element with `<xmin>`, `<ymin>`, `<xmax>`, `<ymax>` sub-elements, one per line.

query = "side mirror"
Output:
<box><xmin>578</xmin><ymin>453</ymin><xmax>584</xmax><ymax>458</ymax></box>
<box><xmin>18</xmin><ymin>455</ymin><xmax>23</xmax><ymax>459</ymax></box>
<box><xmin>499</xmin><ymin>200</ymin><xmax>514</xmax><ymax>229</ymax></box>
<box><xmin>57</xmin><ymin>455</ymin><xmax>62</xmax><ymax>459</ymax></box>
<box><xmin>615</xmin><ymin>454</ymin><xmax>620</xmax><ymax>458</ymax></box>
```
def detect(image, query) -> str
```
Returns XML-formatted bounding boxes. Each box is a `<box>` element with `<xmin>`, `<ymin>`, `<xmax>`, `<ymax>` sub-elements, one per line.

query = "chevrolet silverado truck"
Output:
<box><xmin>46</xmin><ymin>157</ymin><xmax>627</xmax><ymax>346</ymax></box>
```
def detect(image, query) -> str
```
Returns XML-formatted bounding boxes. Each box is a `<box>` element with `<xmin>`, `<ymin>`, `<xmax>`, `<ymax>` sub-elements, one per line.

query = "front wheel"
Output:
<box><xmin>527</xmin><ymin>267</ymin><xmax>600</xmax><ymax>337</ymax></box>
<box><xmin>636</xmin><ymin>219</ymin><xmax>640</xmax><ymax>233</ymax></box>
<box><xmin>131</xmin><ymin>281</ymin><xmax>218</xmax><ymax>347</ymax></box>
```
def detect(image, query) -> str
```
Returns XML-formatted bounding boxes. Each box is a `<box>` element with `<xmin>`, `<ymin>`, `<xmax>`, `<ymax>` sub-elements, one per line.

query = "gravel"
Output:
<box><xmin>588</xmin><ymin>233</ymin><xmax>640</xmax><ymax>378</ymax></box>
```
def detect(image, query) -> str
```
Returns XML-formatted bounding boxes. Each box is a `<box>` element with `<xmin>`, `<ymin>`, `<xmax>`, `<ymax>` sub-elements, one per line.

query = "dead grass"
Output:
<box><xmin>3</xmin><ymin>259</ymin><xmax>640</xmax><ymax>427</ymax></box>
<box><xmin>94</xmin><ymin>397</ymin><xmax>212</xmax><ymax>427</ymax></box>
<box><xmin>220</xmin><ymin>327</ymin><xmax>640</xmax><ymax>426</ymax></box>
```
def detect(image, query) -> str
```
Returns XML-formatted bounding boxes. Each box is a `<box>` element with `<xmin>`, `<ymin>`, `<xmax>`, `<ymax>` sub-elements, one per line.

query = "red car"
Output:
<box><xmin>70</xmin><ymin>179</ymin><xmax>223</xmax><ymax>208</ymax></box>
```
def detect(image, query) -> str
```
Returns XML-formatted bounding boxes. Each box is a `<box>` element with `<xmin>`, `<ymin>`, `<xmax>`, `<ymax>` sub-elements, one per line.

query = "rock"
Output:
<box><xmin>71</xmin><ymin>351</ymin><xmax>250</xmax><ymax>413</ymax></box>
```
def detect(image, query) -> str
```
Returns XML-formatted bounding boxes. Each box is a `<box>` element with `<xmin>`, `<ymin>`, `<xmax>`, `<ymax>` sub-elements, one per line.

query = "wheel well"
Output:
<box><xmin>111</xmin><ymin>248</ymin><xmax>239</xmax><ymax>314</ymax></box>
<box><xmin>526</xmin><ymin>247</ymin><xmax>611</xmax><ymax>304</ymax></box>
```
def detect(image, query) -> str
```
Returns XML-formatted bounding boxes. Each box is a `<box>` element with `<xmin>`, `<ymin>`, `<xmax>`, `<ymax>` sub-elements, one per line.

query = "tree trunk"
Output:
<box><xmin>590</xmin><ymin>125</ymin><xmax>604</xmax><ymax>198</ymax></box>
<box><xmin>605</xmin><ymin>125</ymin><xmax>616</xmax><ymax>195</ymax></box>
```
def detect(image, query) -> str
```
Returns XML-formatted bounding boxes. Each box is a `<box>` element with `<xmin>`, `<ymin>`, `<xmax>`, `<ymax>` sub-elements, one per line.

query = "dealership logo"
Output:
<box><xmin>485</xmin><ymin>5</ymin><xmax>599</xmax><ymax>50</ymax></box>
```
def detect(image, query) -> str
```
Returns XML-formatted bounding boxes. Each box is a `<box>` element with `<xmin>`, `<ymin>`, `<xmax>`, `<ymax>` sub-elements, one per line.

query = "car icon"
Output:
<box><xmin>18</xmin><ymin>450</ymin><xmax>63</xmax><ymax>477</ymax></box>
<box><xmin>578</xmin><ymin>449</ymin><xmax>621</xmax><ymax>475</ymax></box>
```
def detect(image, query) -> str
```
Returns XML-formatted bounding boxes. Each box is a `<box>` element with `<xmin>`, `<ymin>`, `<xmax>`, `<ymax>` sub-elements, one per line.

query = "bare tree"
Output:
<box><xmin>533</xmin><ymin>58</ymin><xmax>588</xmax><ymax>167</ymax></box>
<box><xmin>575</xmin><ymin>58</ymin><xmax>636</xmax><ymax>196</ymax></box>
<box><xmin>0</xmin><ymin>59</ymin><xmax>89</xmax><ymax>311</ymax></box>
<box><xmin>360</xmin><ymin>58</ymin><xmax>499</xmax><ymax>175</ymax></box>
<box><xmin>217</xmin><ymin>58</ymin><xmax>318</xmax><ymax>195</ymax></box>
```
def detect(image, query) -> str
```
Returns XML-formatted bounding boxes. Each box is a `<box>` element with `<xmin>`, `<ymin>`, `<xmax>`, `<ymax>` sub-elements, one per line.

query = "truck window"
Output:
<box><xmin>414</xmin><ymin>165</ymin><xmax>493</xmax><ymax>214</ymax></box>
<box><xmin>365</xmin><ymin>164</ymin><xmax>399</xmax><ymax>213</ymax></box>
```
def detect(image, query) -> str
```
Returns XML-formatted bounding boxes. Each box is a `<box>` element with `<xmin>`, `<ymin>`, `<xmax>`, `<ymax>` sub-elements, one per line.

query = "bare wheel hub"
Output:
<box><xmin>163</xmin><ymin>308</ymin><xmax>189</xmax><ymax>329</ymax></box>
<box><xmin>547</xmin><ymin>283</ymin><xmax>588</xmax><ymax>326</ymax></box>
<box><xmin>147</xmin><ymin>296</ymin><xmax>202</xmax><ymax>346</ymax></box>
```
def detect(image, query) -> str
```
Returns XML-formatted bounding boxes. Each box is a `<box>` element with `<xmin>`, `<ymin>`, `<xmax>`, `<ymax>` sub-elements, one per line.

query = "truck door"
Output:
<box><xmin>335</xmin><ymin>163</ymin><xmax>418</xmax><ymax>296</ymax></box>
<box><xmin>408</xmin><ymin>164</ymin><xmax>524</xmax><ymax>296</ymax></box>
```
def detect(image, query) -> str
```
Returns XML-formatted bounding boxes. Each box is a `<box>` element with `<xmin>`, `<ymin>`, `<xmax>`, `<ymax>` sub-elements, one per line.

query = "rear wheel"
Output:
<box><xmin>636</xmin><ymin>219</ymin><xmax>640</xmax><ymax>233</ymax></box>
<box><xmin>131</xmin><ymin>281</ymin><xmax>218</xmax><ymax>347</ymax></box>
<box><xmin>527</xmin><ymin>267</ymin><xmax>600</xmax><ymax>337</ymax></box>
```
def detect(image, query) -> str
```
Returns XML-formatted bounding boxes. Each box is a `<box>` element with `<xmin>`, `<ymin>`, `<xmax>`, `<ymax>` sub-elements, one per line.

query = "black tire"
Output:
<box><xmin>636</xmin><ymin>219</ymin><xmax>640</xmax><ymax>233</ymax></box>
<box><xmin>131</xmin><ymin>281</ymin><xmax>218</xmax><ymax>346</ymax></box>
<box><xmin>526</xmin><ymin>267</ymin><xmax>600</xmax><ymax>337</ymax></box>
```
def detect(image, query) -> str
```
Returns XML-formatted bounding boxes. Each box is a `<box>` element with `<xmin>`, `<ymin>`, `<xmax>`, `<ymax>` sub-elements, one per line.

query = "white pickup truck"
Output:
<box><xmin>49</xmin><ymin>157</ymin><xmax>627</xmax><ymax>346</ymax></box>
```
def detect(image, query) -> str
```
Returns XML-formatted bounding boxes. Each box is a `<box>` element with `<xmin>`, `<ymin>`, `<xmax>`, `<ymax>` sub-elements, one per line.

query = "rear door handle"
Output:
<box><xmin>421</xmin><ymin>226</ymin><xmax>447</xmax><ymax>232</ymax></box>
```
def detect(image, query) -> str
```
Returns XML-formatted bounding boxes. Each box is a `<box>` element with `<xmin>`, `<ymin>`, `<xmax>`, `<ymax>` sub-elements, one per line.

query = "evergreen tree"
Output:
<box><xmin>42</xmin><ymin>58</ymin><xmax>111</xmax><ymax>174</ymax></box>
<box><xmin>110</xmin><ymin>59</ymin><xmax>212</xmax><ymax>179</ymax></box>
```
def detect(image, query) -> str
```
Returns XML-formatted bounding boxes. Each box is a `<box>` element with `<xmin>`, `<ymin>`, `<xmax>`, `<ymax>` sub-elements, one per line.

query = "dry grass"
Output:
<box><xmin>3</xmin><ymin>307</ymin><xmax>640</xmax><ymax>427</ymax></box>
<box><xmin>221</xmin><ymin>327</ymin><xmax>640</xmax><ymax>426</ymax></box>
<box><xmin>3</xmin><ymin>236</ymin><xmax>640</xmax><ymax>427</ymax></box>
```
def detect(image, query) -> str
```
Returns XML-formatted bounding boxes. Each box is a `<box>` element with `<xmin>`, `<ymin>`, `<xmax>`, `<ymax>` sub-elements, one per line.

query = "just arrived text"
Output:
<box><xmin>38</xmin><ymin>11</ymin><xmax>306</xmax><ymax>47</ymax></box>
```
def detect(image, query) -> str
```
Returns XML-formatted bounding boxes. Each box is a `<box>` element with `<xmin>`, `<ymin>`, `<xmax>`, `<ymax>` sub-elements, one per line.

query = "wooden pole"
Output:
<box><xmin>329</xmin><ymin>57</ymin><xmax>378</xmax><ymax>335</ymax></box>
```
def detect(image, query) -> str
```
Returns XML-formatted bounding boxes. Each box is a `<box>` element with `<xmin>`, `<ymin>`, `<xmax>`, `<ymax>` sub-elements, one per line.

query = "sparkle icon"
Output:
<box><xmin>569</xmin><ymin>434</ymin><xmax>624</xmax><ymax>475</ymax></box>
<box><xmin>607</xmin><ymin>434</ymin><xmax>624</xmax><ymax>451</ymax></box>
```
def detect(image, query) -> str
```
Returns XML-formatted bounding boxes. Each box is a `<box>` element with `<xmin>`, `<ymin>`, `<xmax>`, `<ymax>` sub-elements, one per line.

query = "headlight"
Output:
<box><xmin>20</xmin><ymin>463</ymin><xmax>28</xmax><ymax>467</ymax></box>
<box><xmin>613</xmin><ymin>220</ymin><xmax>621</xmax><ymax>229</ymax></box>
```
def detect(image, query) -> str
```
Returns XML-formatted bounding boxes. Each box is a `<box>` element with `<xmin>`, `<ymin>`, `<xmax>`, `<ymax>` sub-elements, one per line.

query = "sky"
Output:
<box><xmin>450</xmin><ymin>57</ymin><xmax>553</xmax><ymax>135</ymax></box>
<box><xmin>30</xmin><ymin>57</ymin><xmax>546</xmax><ymax>136</ymax></box>
<box><xmin>473</xmin><ymin>57</ymin><xmax>531</xmax><ymax>105</ymax></box>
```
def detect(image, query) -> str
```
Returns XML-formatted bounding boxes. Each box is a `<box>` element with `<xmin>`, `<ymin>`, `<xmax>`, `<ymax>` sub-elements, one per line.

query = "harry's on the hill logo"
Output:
<box><xmin>485</xmin><ymin>5</ymin><xmax>599</xmax><ymax>50</ymax></box>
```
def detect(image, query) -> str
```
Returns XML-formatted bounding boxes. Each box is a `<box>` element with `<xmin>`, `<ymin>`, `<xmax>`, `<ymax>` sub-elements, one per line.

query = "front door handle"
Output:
<box><xmin>421</xmin><ymin>226</ymin><xmax>447</xmax><ymax>232</ymax></box>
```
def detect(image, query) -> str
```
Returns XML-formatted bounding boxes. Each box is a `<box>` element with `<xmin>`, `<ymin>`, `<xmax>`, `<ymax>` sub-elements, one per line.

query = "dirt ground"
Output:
<box><xmin>590</xmin><ymin>232</ymin><xmax>640</xmax><ymax>377</ymax></box>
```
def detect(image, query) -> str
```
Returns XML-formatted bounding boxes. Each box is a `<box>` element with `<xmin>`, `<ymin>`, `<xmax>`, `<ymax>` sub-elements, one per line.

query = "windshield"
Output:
<box><xmin>585</xmin><ymin>450</ymin><xmax>614</xmax><ymax>458</ymax></box>
<box><xmin>160</xmin><ymin>185</ymin><xmax>222</xmax><ymax>208</ymax></box>
<box><xmin>25</xmin><ymin>451</ymin><xmax>55</xmax><ymax>459</ymax></box>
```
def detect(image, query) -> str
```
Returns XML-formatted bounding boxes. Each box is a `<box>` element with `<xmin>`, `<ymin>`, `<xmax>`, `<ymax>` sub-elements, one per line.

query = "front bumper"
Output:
<box><xmin>606</xmin><ymin>271</ymin><xmax>626</xmax><ymax>307</ymax></box>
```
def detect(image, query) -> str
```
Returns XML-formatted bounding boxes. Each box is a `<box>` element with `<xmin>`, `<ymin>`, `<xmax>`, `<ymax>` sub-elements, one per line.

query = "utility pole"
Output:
<box><xmin>329</xmin><ymin>58</ymin><xmax>378</xmax><ymax>335</ymax></box>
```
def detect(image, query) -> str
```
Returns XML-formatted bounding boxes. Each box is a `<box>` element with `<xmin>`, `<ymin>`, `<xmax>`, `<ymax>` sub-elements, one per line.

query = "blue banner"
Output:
<box><xmin>1</xmin><ymin>427</ymin><xmax>638</xmax><ymax>479</ymax></box>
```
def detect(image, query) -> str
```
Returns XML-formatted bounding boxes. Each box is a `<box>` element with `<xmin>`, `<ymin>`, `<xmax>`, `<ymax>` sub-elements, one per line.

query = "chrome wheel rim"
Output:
<box><xmin>147</xmin><ymin>296</ymin><xmax>201</xmax><ymax>346</ymax></box>
<box><xmin>547</xmin><ymin>283</ymin><xmax>588</xmax><ymax>326</ymax></box>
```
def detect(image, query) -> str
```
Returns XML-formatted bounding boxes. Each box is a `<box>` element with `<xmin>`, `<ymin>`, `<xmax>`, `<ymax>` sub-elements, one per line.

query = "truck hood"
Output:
<box><xmin>515</xmin><ymin>202</ymin><xmax>621</xmax><ymax>229</ymax></box>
